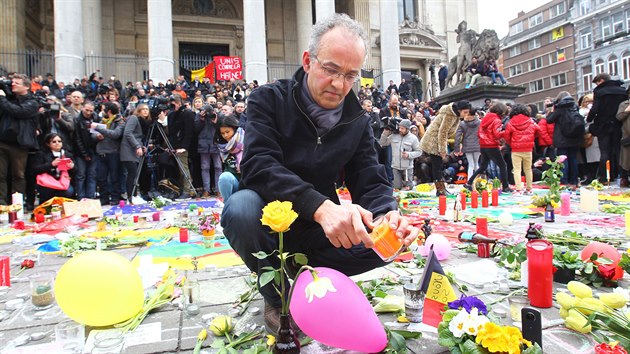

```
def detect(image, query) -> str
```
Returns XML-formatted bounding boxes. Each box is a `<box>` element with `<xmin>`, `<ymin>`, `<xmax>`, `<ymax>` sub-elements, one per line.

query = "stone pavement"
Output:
<box><xmin>0</xmin><ymin>186</ymin><xmax>629</xmax><ymax>353</ymax></box>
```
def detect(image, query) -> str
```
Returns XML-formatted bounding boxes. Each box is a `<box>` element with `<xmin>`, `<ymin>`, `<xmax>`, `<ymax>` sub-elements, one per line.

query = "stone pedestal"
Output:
<box><xmin>437</xmin><ymin>79</ymin><xmax>526</xmax><ymax>108</ymax></box>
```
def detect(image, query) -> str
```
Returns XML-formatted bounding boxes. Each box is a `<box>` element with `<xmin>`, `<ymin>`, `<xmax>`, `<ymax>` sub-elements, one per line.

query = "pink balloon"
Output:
<box><xmin>418</xmin><ymin>233</ymin><xmax>451</xmax><ymax>260</ymax></box>
<box><xmin>289</xmin><ymin>267</ymin><xmax>387</xmax><ymax>352</ymax></box>
<box><xmin>581</xmin><ymin>241</ymin><xmax>623</xmax><ymax>280</ymax></box>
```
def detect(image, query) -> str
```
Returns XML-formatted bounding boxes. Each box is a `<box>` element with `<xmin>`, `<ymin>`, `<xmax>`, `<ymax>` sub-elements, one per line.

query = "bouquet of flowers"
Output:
<box><xmin>438</xmin><ymin>295</ymin><xmax>542</xmax><ymax>354</ymax></box>
<box><xmin>473</xmin><ymin>178</ymin><xmax>489</xmax><ymax>192</ymax></box>
<box><xmin>199</xmin><ymin>211</ymin><xmax>221</xmax><ymax>234</ymax></box>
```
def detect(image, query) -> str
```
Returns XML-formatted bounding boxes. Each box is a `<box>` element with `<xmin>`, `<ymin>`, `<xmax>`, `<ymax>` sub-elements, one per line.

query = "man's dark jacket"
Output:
<box><xmin>241</xmin><ymin>68</ymin><xmax>397</xmax><ymax>220</ymax></box>
<box><xmin>587</xmin><ymin>80</ymin><xmax>627</xmax><ymax>136</ymax></box>
<box><xmin>0</xmin><ymin>92</ymin><xmax>40</xmax><ymax>150</ymax></box>
<box><xmin>167</xmin><ymin>107</ymin><xmax>195</xmax><ymax>150</ymax></box>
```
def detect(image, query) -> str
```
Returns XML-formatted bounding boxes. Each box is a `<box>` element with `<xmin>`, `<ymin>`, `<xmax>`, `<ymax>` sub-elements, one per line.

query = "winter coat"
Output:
<box><xmin>504</xmin><ymin>114</ymin><xmax>540</xmax><ymax>152</ymax></box>
<box><xmin>166</xmin><ymin>107</ymin><xmax>195</xmax><ymax>150</ymax></box>
<box><xmin>194</xmin><ymin>113</ymin><xmax>219</xmax><ymax>154</ymax></box>
<box><xmin>587</xmin><ymin>80</ymin><xmax>627</xmax><ymax>137</ymax></box>
<box><xmin>120</xmin><ymin>115</ymin><xmax>145</xmax><ymax>163</ymax></box>
<box><xmin>420</xmin><ymin>104</ymin><xmax>460</xmax><ymax>156</ymax></box>
<box><xmin>32</xmin><ymin>149</ymin><xmax>74</xmax><ymax>177</ymax></box>
<box><xmin>546</xmin><ymin>96</ymin><xmax>584</xmax><ymax>148</ymax></box>
<box><xmin>537</xmin><ymin>118</ymin><xmax>554</xmax><ymax>147</ymax></box>
<box><xmin>0</xmin><ymin>92</ymin><xmax>40</xmax><ymax>150</ymax></box>
<box><xmin>379</xmin><ymin>131</ymin><xmax>422</xmax><ymax>170</ymax></box>
<box><xmin>95</xmin><ymin>115</ymin><xmax>125</xmax><ymax>155</ymax></box>
<box><xmin>477</xmin><ymin>112</ymin><xmax>504</xmax><ymax>148</ymax></box>
<box><xmin>241</xmin><ymin>67</ymin><xmax>396</xmax><ymax>220</ymax></box>
<box><xmin>454</xmin><ymin>118</ymin><xmax>481</xmax><ymax>153</ymax></box>
<box><xmin>73</xmin><ymin>112</ymin><xmax>99</xmax><ymax>159</ymax></box>
<box><xmin>617</xmin><ymin>99</ymin><xmax>630</xmax><ymax>170</ymax></box>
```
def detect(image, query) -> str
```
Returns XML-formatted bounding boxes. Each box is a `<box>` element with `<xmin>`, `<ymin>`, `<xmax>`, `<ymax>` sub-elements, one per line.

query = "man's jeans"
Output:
<box><xmin>218</xmin><ymin>172</ymin><xmax>239</xmax><ymax>202</ymax></box>
<box><xmin>96</xmin><ymin>153</ymin><xmax>121</xmax><ymax>204</ymax></box>
<box><xmin>74</xmin><ymin>155</ymin><xmax>97</xmax><ymax>199</ymax></box>
<box><xmin>221</xmin><ymin>189</ymin><xmax>386</xmax><ymax>308</ymax></box>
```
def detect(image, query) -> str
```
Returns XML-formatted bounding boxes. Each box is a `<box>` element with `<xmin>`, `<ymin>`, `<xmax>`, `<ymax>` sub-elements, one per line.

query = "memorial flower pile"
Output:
<box><xmin>199</xmin><ymin>211</ymin><xmax>221</xmax><ymax>233</ymax></box>
<box><xmin>438</xmin><ymin>295</ymin><xmax>542</xmax><ymax>354</ymax></box>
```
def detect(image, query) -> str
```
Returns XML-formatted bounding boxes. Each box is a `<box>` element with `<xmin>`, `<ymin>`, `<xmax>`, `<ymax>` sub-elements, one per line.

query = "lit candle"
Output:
<box><xmin>11</xmin><ymin>192</ymin><xmax>23</xmax><ymax>206</ymax></box>
<box><xmin>606</xmin><ymin>160</ymin><xmax>611</xmax><ymax>183</ymax></box>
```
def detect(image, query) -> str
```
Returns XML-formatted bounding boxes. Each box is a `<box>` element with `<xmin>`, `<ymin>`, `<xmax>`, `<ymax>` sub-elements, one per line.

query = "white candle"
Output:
<box><xmin>11</xmin><ymin>192</ymin><xmax>23</xmax><ymax>206</ymax></box>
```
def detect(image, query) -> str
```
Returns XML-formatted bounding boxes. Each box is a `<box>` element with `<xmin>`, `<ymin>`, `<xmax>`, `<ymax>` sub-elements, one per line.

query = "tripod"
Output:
<box><xmin>130</xmin><ymin>119</ymin><xmax>196</xmax><ymax>199</ymax></box>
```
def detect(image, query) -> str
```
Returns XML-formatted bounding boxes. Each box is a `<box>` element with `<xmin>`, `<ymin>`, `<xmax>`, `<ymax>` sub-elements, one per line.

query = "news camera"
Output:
<box><xmin>141</xmin><ymin>96</ymin><xmax>173</xmax><ymax>119</ymax></box>
<box><xmin>0</xmin><ymin>79</ymin><xmax>11</xmax><ymax>93</ymax></box>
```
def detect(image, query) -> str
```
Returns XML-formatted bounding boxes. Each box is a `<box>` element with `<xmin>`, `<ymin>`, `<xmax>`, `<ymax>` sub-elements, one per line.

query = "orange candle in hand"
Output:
<box><xmin>370</xmin><ymin>221</ymin><xmax>403</xmax><ymax>262</ymax></box>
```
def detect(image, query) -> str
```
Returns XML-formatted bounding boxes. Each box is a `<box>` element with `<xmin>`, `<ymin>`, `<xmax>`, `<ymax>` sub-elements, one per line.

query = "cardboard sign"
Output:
<box><xmin>425</xmin><ymin>272</ymin><xmax>457</xmax><ymax>304</ymax></box>
<box><xmin>63</xmin><ymin>200</ymin><xmax>103</xmax><ymax>219</ymax></box>
<box><xmin>214</xmin><ymin>56</ymin><xmax>242</xmax><ymax>81</ymax></box>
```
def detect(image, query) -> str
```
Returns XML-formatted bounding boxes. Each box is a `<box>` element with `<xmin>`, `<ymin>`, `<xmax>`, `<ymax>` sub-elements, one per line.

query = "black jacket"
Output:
<box><xmin>587</xmin><ymin>80</ymin><xmax>627</xmax><ymax>136</ymax></box>
<box><xmin>32</xmin><ymin>149</ymin><xmax>74</xmax><ymax>177</ymax></box>
<box><xmin>0</xmin><ymin>92</ymin><xmax>40</xmax><ymax>150</ymax></box>
<box><xmin>166</xmin><ymin>107</ymin><xmax>195</xmax><ymax>150</ymax></box>
<box><xmin>241</xmin><ymin>67</ymin><xmax>396</xmax><ymax>221</ymax></box>
<box><xmin>73</xmin><ymin>112</ymin><xmax>99</xmax><ymax>159</ymax></box>
<box><xmin>546</xmin><ymin>96</ymin><xmax>584</xmax><ymax>148</ymax></box>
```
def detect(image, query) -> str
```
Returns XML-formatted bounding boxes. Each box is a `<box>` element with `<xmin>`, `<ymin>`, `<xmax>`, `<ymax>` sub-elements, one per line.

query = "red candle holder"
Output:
<box><xmin>527</xmin><ymin>239</ymin><xmax>554</xmax><ymax>308</ymax></box>
<box><xmin>438</xmin><ymin>195</ymin><xmax>446</xmax><ymax>216</ymax></box>
<box><xmin>35</xmin><ymin>213</ymin><xmax>45</xmax><ymax>223</ymax></box>
<box><xmin>491</xmin><ymin>189</ymin><xmax>499</xmax><ymax>206</ymax></box>
<box><xmin>179</xmin><ymin>228</ymin><xmax>189</xmax><ymax>243</ymax></box>
<box><xmin>471</xmin><ymin>190</ymin><xmax>478</xmax><ymax>208</ymax></box>
<box><xmin>459</xmin><ymin>192</ymin><xmax>466</xmax><ymax>210</ymax></box>
<box><xmin>481</xmin><ymin>190</ymin><xmax>489</xmax><ymax>208</ymax></box>
<box><xmin>476</xmin><ymin>217</ymin><xmax>488</xmax><ymax>236</ymax></box>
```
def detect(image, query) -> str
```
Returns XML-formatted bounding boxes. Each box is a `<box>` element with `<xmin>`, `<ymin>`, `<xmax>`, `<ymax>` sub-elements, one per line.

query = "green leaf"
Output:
<box><xmin>293</xmin><ymin>253</ymin><xmax>308</xmax><ymax>265</ymax></box>
<box><xmin>252</xmin><ymin>251</ymin><xmax>269</xmax><ymax>260</ymax></box>
<box><xmin>211</xmin><ymin>338</ymin><xmax>227</xmax><ymax>349</ymax></box>
<box><xmin>388</xmin><ymin>330</ymin><xmax>407</xmax><ymax>352</ymax></box>
<box><xmin>258</xmin><ymin>270</ymin><xmax>276</xmax><ymax>288</ymax></box>
<box><xmin>390</xmin><ymin>329</ymin><xmax>422</xmax><ymax>340</ymax></box>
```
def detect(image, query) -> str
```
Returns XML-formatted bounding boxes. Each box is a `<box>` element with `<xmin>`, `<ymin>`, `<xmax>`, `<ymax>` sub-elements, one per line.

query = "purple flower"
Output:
<box><xmin>448</xmin><ymin>295</ymin><xmax>488</xmax><ymax>315</ymax></box>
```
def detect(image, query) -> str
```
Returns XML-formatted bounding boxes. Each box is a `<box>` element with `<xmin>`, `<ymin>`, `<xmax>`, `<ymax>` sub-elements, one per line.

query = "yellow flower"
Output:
<box><xmin>304</xmin><ymin>273</ymin><xmax>337</xmax><ymax>303</ymax></box>
<box><xmin>266</xmin><ymin>334</ymin><xmax>276</xmax><ymax>346</ymax></box>
<box><xmin>197</xmin><ymin>328</ymin><xmax>207</xmax><ymax>341</ymax></box>
<box><xmin>564</xmin><ymin>309</ymin><xmax>592</xmax><ymax>333</ymax></box>
<box><xmin>209</xmin><ymin>315</ymin><xmax>234</xmax><ymax>337</ymax></box>
<box><xmin>476</xmin><ymin>322</ymin><xmax>529</xmax><ymax>354</ymax></box>
<box><xmin>261</xmin><ymin>201</ymin><xmax>298</xmax><ymax>233</ymax></box>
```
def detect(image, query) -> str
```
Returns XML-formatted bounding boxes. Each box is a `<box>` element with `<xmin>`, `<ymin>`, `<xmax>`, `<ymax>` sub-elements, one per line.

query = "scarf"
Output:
<box><xmin>101</xmin><ymin>115</ymin><xmax>116</xmax><ymax>129</ymax></box>
<box><xmin>218</xmin><ymin>127</ymin><xmax>244</xmax><ymax>163</ymax></box>
<box><xmin>300</xmin><ymin>74</ymin><xmax>343</xmax><ymax>135</ymax></box>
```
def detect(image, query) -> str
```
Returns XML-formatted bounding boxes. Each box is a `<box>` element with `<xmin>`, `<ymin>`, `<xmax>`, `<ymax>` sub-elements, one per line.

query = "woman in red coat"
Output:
<box><xmin>504</xmin><ymin>104</ymin><xmax>541</xmax><ymax>193</ymax></box>
<box><xmin>465</xmin><ymin>102</ymin><xmax>513</xmax><ymax>192</ymax></box>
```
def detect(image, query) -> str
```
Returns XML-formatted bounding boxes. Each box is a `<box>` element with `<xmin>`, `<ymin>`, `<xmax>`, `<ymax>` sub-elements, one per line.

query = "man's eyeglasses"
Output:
<box><xmin>312</xmin><ymin>56</ymin><xmax>360</xmax><ymax>84</ymax></box>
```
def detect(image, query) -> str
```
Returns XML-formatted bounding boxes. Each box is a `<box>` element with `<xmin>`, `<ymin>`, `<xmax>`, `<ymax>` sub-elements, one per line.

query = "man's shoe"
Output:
<box><xmin>264</xmin><ymin>302</ymin><xmax>301</xmax><ymax>334</ymax></box>
<box><xmin>201</xmin><ymin>191</ymin><xmax>211</xmax><ymax>198</ymax></box>
<box><xmin>502</xmin><ymin>187</ymin><xmax>514</xmax><ymax>193</ymax></box>
<box><xmin>621</xmin><ymin>178</ymin><xmax>629</xmax><ymax>188</ymax></box>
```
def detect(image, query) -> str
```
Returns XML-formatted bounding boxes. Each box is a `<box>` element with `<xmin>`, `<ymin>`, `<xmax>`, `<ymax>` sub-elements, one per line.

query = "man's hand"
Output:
<box><xmin>175</xmin><ymin>148</ymin><xmax>186</xmax><ymax>154</ymax></box>
<box><xmin>313</xmin><ymin>200</ymin><xmax>374</xmax><ymax>249</ymax></box>
<box><xmin>0</xmin><ymin>89</ymin><xmax>5</xmax><ymax>97</ymax></box>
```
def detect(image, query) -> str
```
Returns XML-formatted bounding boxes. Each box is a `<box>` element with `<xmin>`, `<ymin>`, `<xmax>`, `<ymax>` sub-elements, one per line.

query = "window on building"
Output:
<box><xmin>602</xmin><ymin>17</ymin><xmax>612</xmax><ymax>39</ymax></box>
<box><xmin>529</xmin><ymin>13</ymin><xmax>543</xmax><ymax>28</ymax></box>
<box><xmin>549</xmin><ymin>53</ymin><xmax>558</xmax><ymax>65</ymax></box>
<box><xmin>509</xmin><ymin>45</ymin><xmax>522</xmax><ymax>57</ymax></box>
<box><xmin>528</xmin><ymin>37</ymin><xmax>541</xmax><ymax>50</ymax></box>
<box><xmin>529</xmin><ymin>79</ymin><xmax>544</xmax><ymax>93</ymax></box>
<box><xmin>626</xmin><ymin>9</ymin><xmax>630</xmax><ymax>31</ymax></box>
<box><xmin>509</xmin><ymin>64</ymin><xmax>523</xmax><ymax>77</ymax></box>
<box><xmin>397</xmin><ymin>0</ymin><xmax>416</xmax><ymax>24</ymax></box>
<box><xmin>613</xmin><ymin>12</ymin><xmax>624</xmax><ymax>34</ymax></box>
<box><xmin>550</xmin><ymin>73</ymin><xmax>567</xmax><ymax>87</ymax></box>
<box><xmin>510</xmin><ymin>21</ymin><xmax>524</xmax><ymax>35</ymax></box>
<box><xmin>550</xmin><ymin>2</ymin><xmax>566</xmax><ymax>18</ymax></box>
<box><xmin>595</xmin><ymin>58</ymin><xmax>605</xmax><ymax>74</ymax></box>
<box><xmin>608</xmin><ymin>55</ymin><xmax>619</xmax><ymax>76</ymax></box>
<box><xmin>579</xmin><ymin>0</ymin><xmax>590</xmax><ymax>16</ymax></box>
<box><xmin>579</xmin><ymin>29</ymin><xmax>592</xmax><ymax>50</ymax></box>
<box><xmin>622</xmin><ymin>51</ymin><xmax>630</xmax><ymax>80</ymax></box>
<box><xmin>582</xmin><ymin>65</ymin><xmax>593</xmax><ymax>92</ymax></box>
<box><xmin>529</xmin><ymin>57</ymin><xmax>543</xmax><ymax>70</ymax></box>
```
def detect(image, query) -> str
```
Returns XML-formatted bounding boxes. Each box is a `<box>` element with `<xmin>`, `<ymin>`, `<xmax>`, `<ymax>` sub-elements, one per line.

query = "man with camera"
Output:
<box><xmin>162</xmin><ymin>93</ymin><xmax>196</xmax><ymax>198</ymax></box>
<box><xmin>379</xmin><ymin>94</ymin><xmax>402</xmax><ymax>183</ymax></box>
<box><xmin>0</xmin><ymin>74</ymin><xmax>40</xmax><ymax>204</ymax></box>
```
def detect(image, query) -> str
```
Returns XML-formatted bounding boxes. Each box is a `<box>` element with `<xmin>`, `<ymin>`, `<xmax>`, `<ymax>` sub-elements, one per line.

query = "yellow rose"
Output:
<box><xmin>261</xmin><ymin>201</ymin><xmax>298</xmax><ymax>233</ymax></box>
<box><xmin>209</xmin><ymin>315</ymin><xmax>234</xmax><ymax>337</ymax></box>
<box><xmin>565</xmin><ymin>309</ymin><xmax>592</xmax><ymax>333</ymax></box>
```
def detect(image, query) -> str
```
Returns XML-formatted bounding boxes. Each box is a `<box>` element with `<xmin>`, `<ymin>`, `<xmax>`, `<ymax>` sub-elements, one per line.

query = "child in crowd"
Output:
<box><xmin>503</xmin><ymin>104</ymin><xmax>541</xmax><ymax>194</ymax></box>
<box><xmin>217</xmin><ymin>115</ymin><xmax>244</xmax><ymax>202</ymax></box>
<box><xmin>454</xmin><ymin>108</ymin><xmax>481</xmax><ymax>181</ymax></box>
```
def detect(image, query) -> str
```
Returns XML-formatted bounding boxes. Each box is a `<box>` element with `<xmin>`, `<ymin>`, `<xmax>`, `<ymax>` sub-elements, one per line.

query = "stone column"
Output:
<box><xmin>82</xmin><ymin>0</ymin><xmax>102</xmax><ymax>77</ymax></box>
<box><xmin>0</xmin><ymin>0</ymin><xmax>25</xmax><ymax>73</ymax></box>
<box><xmin>379</xmin><ymin>0</ymin><xmax>401</xmax><ymax>86</ymax></box>
<box><xmin>296</xmin><ymin>0</ymin><xmax>313</xmax><ymax>53</ymax></box>
<box><xmin>315</xmin><ymin>0</ymin><xmax>335</xmax><ymax>21</ymax></box>
<box><xmin>147</xmin><ymin>0</ymin><xmax>174</xmax><ymax>83</ymax></box>
<box><xmin>243</xmin><ymin>0</ymin><xmax>268</xmax><ymax>83</ymax></box>
<box><xmin>54</xmin><ymin>0</ymin><xmax>85</xmax><ymax>84</ymax></box>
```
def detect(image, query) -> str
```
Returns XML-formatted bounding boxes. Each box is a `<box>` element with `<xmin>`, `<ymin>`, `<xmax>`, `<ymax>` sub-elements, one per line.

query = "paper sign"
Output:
<box><xmin>214</xmin><ymin>56</ymin><xmax>243</xmax><ymax>81</ymax></box>
<box><xmin>425</xmin><ymin>272</ymin><xmax>457</xmax><ymax>304</ymax></box>
<box><xmin>63</xmin><ymin>199</ymin><xmax>103</xmax><ymax>218</ymax></box>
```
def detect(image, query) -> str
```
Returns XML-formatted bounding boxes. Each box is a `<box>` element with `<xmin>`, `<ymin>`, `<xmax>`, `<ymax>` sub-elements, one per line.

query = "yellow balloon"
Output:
<box><xmin>55</xmin><ymin>251</ymin><xmax>144</xmax><ymax>326</ymax></box>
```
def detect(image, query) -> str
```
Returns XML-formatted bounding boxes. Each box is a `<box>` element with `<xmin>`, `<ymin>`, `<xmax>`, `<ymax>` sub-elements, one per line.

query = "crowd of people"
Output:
<box><xmin>358</xmin><ymin>72</ymin><xmax>630</xmax><ymax>196</ymax></box>
<box><xmin>0</xmin><ymin>71</ymin><xmax>253</xmax><ymax>210</ymax></box>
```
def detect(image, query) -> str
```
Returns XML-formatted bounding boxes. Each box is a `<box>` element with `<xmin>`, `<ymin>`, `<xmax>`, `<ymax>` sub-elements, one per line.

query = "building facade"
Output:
<box><xmin>572</xmin><ymin>0</ymin><xmax>630</xmax><ymax>98</ymax></box>
<box><xmin>501</xmin><ymin>0</ymin><xmax>576</xmax><ymax>111</ymax></box>
<box><xmin>0</xmin><ymin>0</ymin><xmax>479</xmax><ymax>99</ymax></box>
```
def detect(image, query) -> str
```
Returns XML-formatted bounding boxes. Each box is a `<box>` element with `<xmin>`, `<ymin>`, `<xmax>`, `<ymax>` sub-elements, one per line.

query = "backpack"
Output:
<box><xmin>559</xmin><ymin>108</ymin><xmax>586</xmax><ymax>138</ymax></box>
<box><xmin>157</xmin><ymin>178</ymin><xmax>181</xmax><ymax>199</ymax></box>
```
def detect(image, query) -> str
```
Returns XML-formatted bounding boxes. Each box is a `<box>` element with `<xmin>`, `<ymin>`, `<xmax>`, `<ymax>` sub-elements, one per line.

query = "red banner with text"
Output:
<box><xmin>214</xmin><ymin>56</ymin><xmax>243</xmax><ymax>81</ymax></box>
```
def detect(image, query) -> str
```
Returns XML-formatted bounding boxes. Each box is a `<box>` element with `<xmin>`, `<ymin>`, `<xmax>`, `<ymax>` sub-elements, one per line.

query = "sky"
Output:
<box><xmin>477</xmin><ymin>0</ymin><xmax>554</xmax><ymax>38</ymax></box>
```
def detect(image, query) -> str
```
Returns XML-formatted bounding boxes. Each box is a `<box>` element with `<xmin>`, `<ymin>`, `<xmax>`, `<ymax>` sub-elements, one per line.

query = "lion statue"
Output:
<box><xmin>445</xmin><ymin>26</ymin><xmax>500</xmax><ymax>88</ymax></box>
